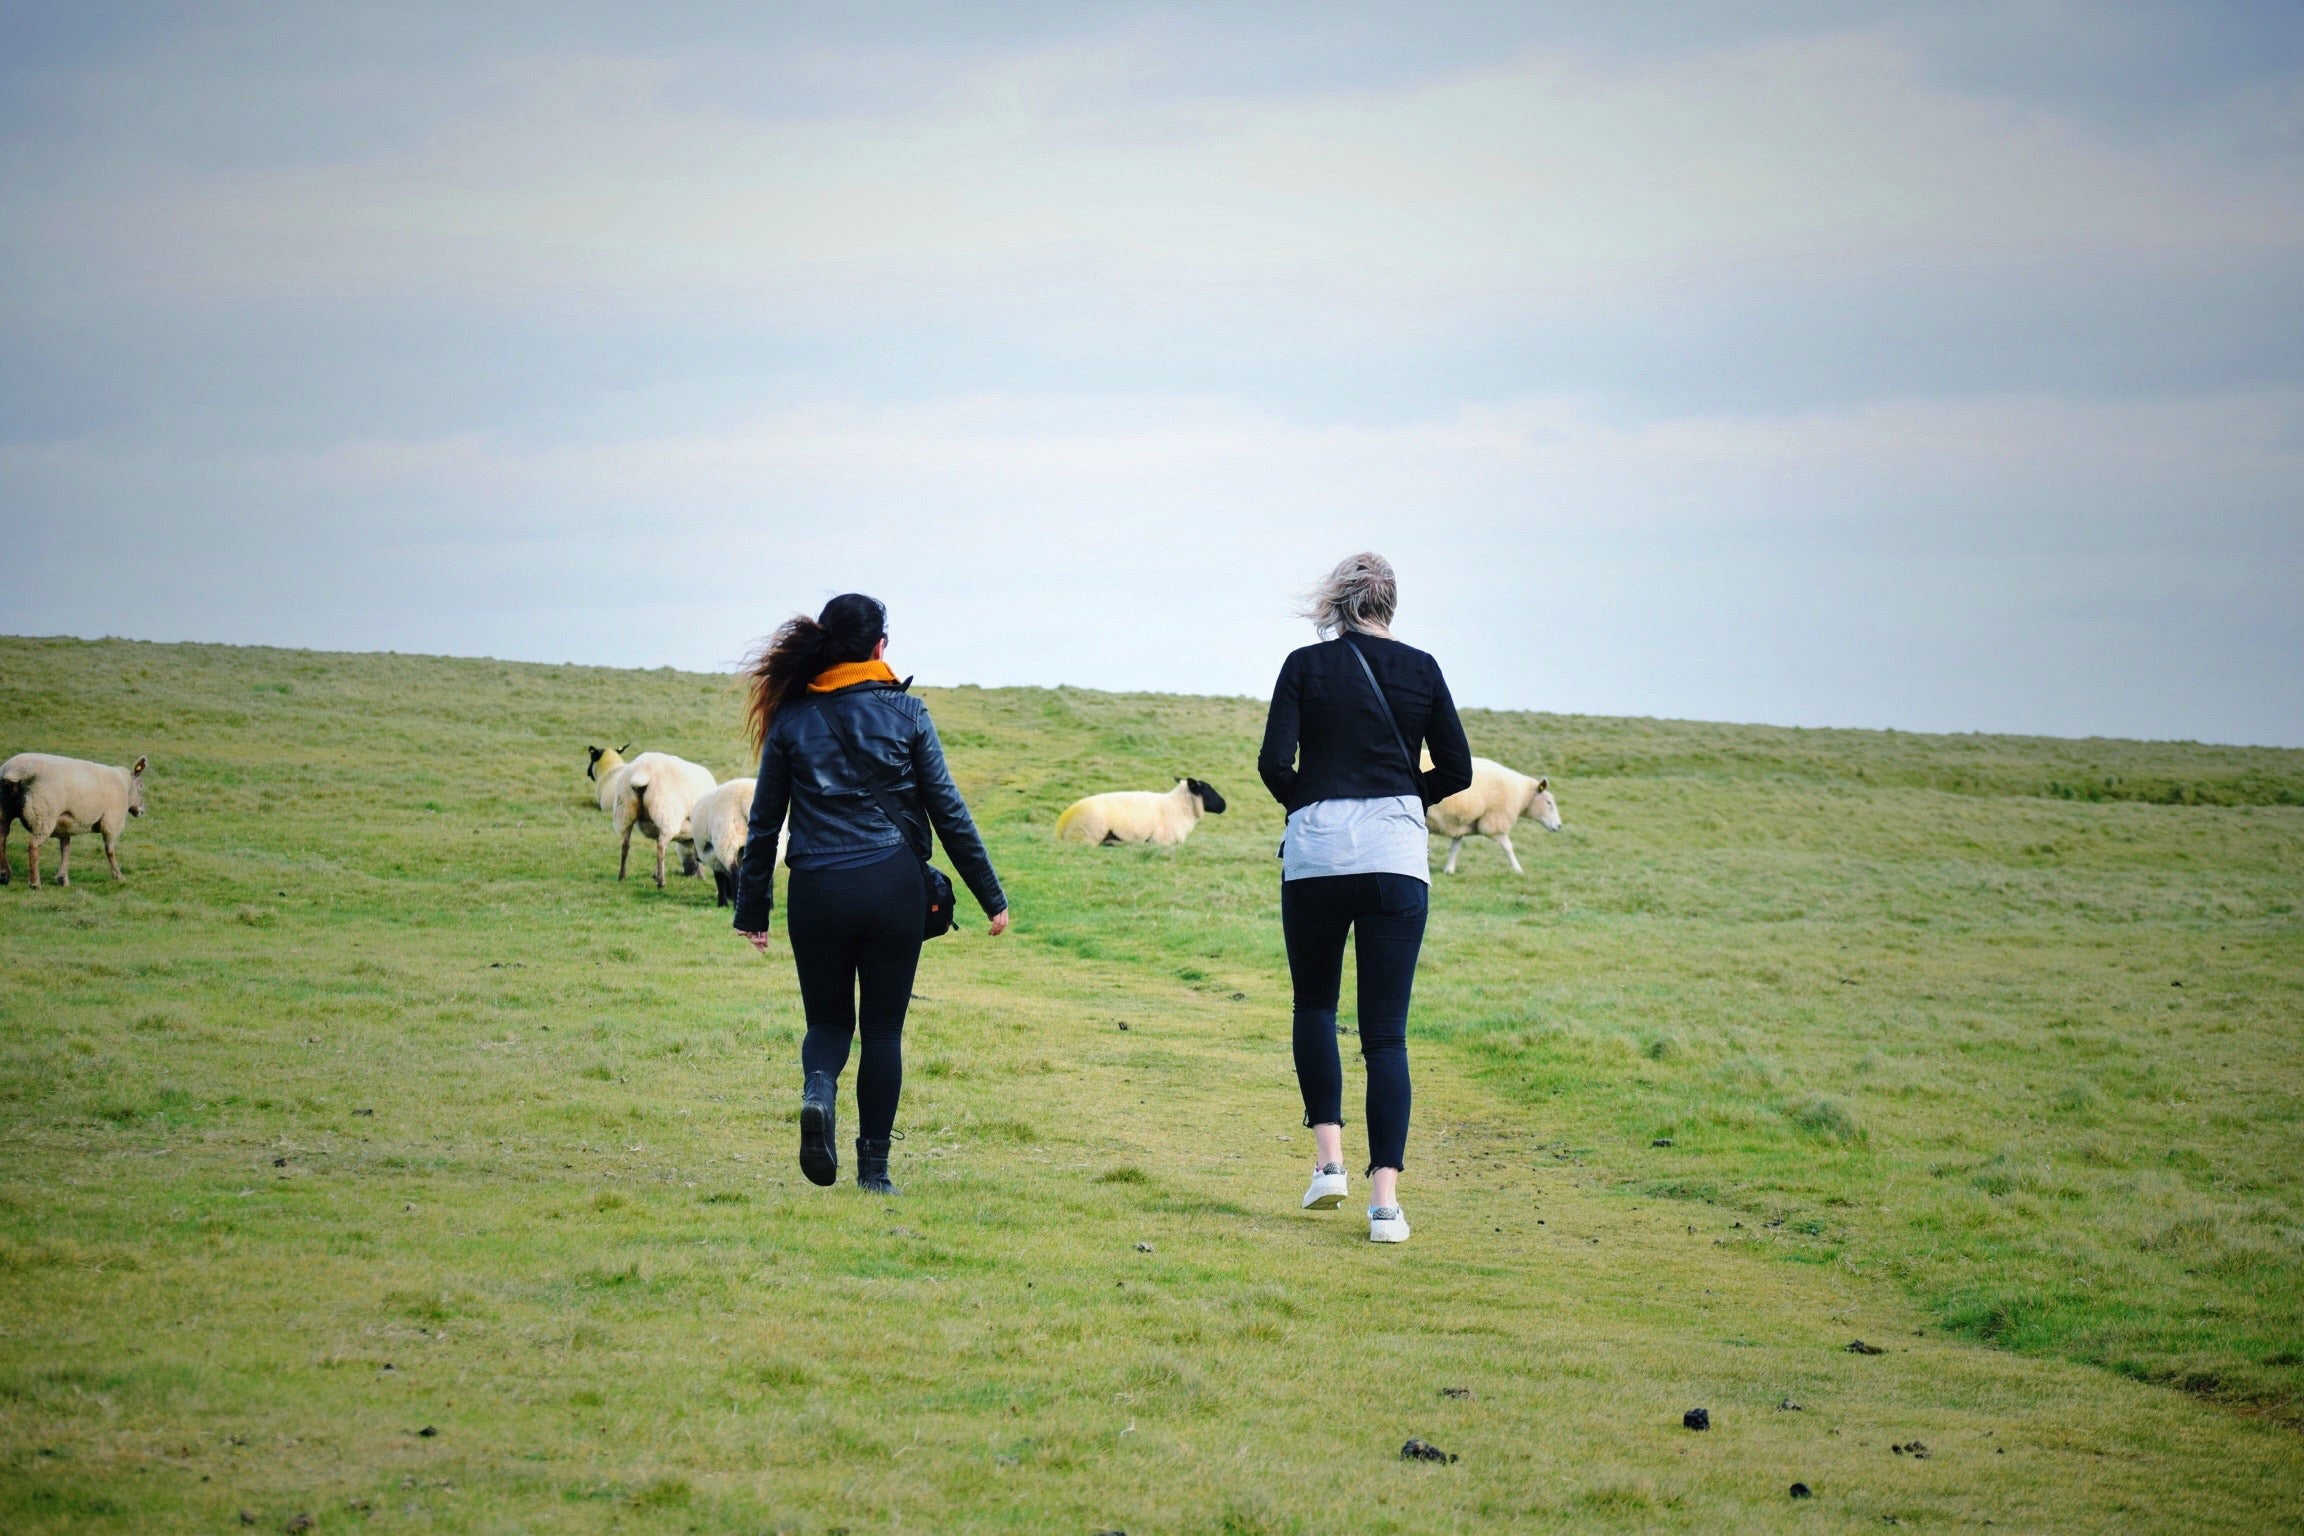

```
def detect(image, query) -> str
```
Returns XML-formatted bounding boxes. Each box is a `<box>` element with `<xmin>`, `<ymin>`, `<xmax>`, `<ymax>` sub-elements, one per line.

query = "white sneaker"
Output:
<box><xmin>1368</xmin><ymin>1205</ymin><xmax>1411</xmax><ymax>1243</ymax></box>
<box><xmin>1302</xmin><ymin>1163</ymin><xmax>1348</xmax><ymax>1210</ymax></box>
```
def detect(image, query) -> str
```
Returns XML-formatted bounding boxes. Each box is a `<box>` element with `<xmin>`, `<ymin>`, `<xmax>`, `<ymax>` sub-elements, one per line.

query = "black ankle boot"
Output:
<box><xmin>855</xmin><ymin>1137</ymin><xmax>897</xmax><ymax>1196</ymax></box>
<box><xmin>798</xmin><ymin>1071</ymin><xmax>838</xmax><ymax>1187</ymax></box>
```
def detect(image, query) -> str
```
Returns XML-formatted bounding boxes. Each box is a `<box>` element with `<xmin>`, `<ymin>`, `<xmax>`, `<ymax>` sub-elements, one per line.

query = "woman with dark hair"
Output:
<box><xmin>733</xmin><ymin>593</ymin><xmax>1009</xmax><ymax>1194</ymax></box>
<box><xmin>1257</xmin><ymin>554</ymin><xmax>1473</xmax><ymax>1243</ymax></box>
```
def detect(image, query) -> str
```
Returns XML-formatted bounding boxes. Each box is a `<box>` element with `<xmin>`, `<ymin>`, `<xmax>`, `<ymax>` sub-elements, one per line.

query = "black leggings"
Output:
<box><xmin>787</xmin><ymin>849</ymin><xmax>925</xmax><ymax>1143</ymax></box>
<box><xmin>1282</xmin><ymin>872</ymin><xmax>1428</xmax><ymax>1174</ymax></box>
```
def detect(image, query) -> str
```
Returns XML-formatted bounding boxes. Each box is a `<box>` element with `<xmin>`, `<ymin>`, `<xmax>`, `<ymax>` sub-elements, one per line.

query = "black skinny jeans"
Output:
<box><xmin>1282</xmin><ymin>871</ymin><xmax>1429</xmax><ymax>1174</ymax></box>
<box><xmin>788</xmin><ymin>848</ymin><xmax>924</xmax><ymax>1143</ymax></box>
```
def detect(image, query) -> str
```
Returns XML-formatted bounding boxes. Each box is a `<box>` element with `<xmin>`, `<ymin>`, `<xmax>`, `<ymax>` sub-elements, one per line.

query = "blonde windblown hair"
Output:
<box><xmin>1300</xmin><ymin>551</ymin><xmax>1398</xmax><ymax>638</ymax></box>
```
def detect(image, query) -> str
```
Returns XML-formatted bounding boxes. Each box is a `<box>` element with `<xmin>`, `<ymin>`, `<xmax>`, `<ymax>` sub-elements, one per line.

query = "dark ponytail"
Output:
<box><xmin>744</xmin><ymin>593</ymin><xmax>888</xmax><ymax>751</ymax></box>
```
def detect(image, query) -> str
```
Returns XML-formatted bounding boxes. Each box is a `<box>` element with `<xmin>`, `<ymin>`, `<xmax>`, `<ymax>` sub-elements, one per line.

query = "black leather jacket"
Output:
<box><xmin>1258</xmin><ymin>633</ymin><xmax>1474</xmax><ymax>813</ymax></box>
<box><xmin>732</xmin><ymin>680</ymin><xmax>1004</xmax><ymax>933</ymax></box>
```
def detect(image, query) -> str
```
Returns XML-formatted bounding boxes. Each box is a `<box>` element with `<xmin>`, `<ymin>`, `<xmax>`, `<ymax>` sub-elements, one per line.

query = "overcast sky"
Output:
<box><xmin>3</xmin><ymin>2</ymin><xmax>2300</xmax><ymax>743</ymax></box>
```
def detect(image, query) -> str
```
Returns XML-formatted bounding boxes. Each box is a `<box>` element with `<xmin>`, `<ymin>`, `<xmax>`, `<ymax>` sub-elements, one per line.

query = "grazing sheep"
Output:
<box><xmin>1421</xmin><ymin>751</ymin><xmax>1561</xmax><ymax>874</ymax></box>
<box><xmin>585</xmin><ymin>743</ymin><xmax>631</xmax><ymax>811</ymax></box>
<box><xmin>1055</xmin><ymin>778</ymin><xmax>1227</xmax><ymax>846</ymax></box>
<box><xmin>688</xmin><ymin>778</ymin><xmax>789</xmax><ymax>907</ymax></box>
<box><xmin>608</xmin><ymin>751</ymin><xmax>720</xmax><ymax>888</ymax></box>
<box><xmin>1</xmin><ymin>752</ymin><xmax>147</xmax><ymax>889</ymax></box>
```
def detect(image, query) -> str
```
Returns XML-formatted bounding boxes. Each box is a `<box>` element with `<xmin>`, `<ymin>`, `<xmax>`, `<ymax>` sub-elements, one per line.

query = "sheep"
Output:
<box><xmin>1055</xmin><ymin>778</ymin><xmax>1227</xmax><ymax>846</ymax></box>
<box><xmin>687</xmin><ymin>777</ymin><xmax>789</xmax><ymax>907</ymax></box>
<box><xmin>585</xmin><ymin>743</ymin><xmax>631</xmax><ymax>811</ymax></box>
<box><xmin>1421</xmin><ymin>751</ymin><xmax>1561</xmax><ymax>875</ymax></box>
<box><xmin>1</xmin><ymin>752</ymin><xmax>147</xmax><ymax>889</ymax></box>
<box><xmin>582</xmin><ymin>747</ymin><xmax>718</xmax><ymax>888</ymax></box>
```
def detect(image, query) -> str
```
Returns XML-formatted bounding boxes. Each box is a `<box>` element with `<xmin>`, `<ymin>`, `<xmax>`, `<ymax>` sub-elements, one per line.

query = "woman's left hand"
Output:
<box><xmin>738</xmin><ymin>929</ymin><xmax>771</xmax><ymax>954</ymax></box>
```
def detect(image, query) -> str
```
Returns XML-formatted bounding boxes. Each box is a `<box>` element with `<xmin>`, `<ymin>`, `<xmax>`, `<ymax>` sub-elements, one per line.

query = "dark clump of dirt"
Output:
<box><xmin>1892</xmin><ymin>1440</ymin><xmax>1930</xmax><ymax>1458</ymax></box>
<box><xmin>1683</xmin><ymin>1408</ymin><xmax>1711</xmax><ymax>1431</ymax></box>
<box><xmin>1400</xmin><ymin>1438</ymin><xmax>1458</xmax><ymax>1463</ymax></box>
<box><xmin>1790</xmin><ymin>1482</ymin><xmax>1813</xmax><ymax>1498</ymax></box>
<box><xmin>417</xmin><ymin>1425</ymin><xmax>438</xmax><ymax>1437</ymax></box>
<box><xmin>1652</xmin><ymin>1137</ymin><xmax>1674</xmax><ymax>1147</ymax></box>
<box><xmin>286</xmin><ymin>1517</ymin><xmax>314</xmax><ymax>1534</ymax></box>
<box><xmin>1847</xmin><ymin>1340</ymin><xmax>1886</xmax><ymax>1355</ymax></box>
<box><xmin>1441</xmin><ymin>1386</ymin><xmax>1472</xmax><ymax>1400</ymax></box>
<box><xmin>1778</xmin><ymin>1397</ymin><xmax>1803</xmax><ymax>1411</ymax></box>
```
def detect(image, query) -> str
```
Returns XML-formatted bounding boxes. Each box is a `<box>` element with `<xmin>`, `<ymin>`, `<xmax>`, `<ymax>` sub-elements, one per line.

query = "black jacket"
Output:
<box><xmin>1258</xmin><ymin>633</ymin><xmax>1474</xmax><ymax>814</ymax></box>
<box><xmin>732</xmin><ymin>681</ymin><xmax>1005</xmax><ymax>932</ymax></box>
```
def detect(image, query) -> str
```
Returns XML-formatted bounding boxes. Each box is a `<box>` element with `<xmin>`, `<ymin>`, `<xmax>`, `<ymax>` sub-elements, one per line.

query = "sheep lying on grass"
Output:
<box><xmin>1422</xmin><ymin>751</ymin><xmax>1560</xmax><ymax>874</ymax></box>
<box><xmin>582</xmin><ymin>745</ymin><xmax>718</xmax><ymax>888</ymax></box>
<box><xmin>1055</xmin><ymin>778</ymin><xmax>1227</xmax><ymax>846</ymax></box>
<box><xmin>688</xmin><ymin>778</ymin><xmax>789</xmax><ymax>907</ymax></box>
<box><xmin>1</xmin><ymin>752</ymin><xmax>147</xmax><ymax>889</ymax></box>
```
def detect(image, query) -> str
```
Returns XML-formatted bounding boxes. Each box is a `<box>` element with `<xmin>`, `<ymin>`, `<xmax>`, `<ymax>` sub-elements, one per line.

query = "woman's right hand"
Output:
<box><xmin>737</xmin><ymin>929</ymin><xmax>771</xmax><ymax>954</ymax></box>
<box><xmin>986</xmin><ymin>909</ymin><xmax>1011</xmax><ymax>937</ymax></box>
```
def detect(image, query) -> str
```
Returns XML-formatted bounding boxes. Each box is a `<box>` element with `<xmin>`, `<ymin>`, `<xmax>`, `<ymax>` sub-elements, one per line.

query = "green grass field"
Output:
<box><xmin>2</xmin><ymin>634</ymin><xmax>2300</xmax><ymax>1533</ymax></box>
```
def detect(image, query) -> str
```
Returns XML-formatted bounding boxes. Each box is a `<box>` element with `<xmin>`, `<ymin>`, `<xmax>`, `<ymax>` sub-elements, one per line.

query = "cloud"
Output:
<box><xmin>20</xmin><ymin>30</ymin><xmax>2300</xmax><ymax>326</ymax></box>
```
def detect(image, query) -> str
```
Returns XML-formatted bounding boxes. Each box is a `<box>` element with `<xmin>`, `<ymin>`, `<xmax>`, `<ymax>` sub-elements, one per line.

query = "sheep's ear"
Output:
<box><xmin>132</xmin><ymin>756</ymin><xmax>147</xmax><ymax>776</ymax></box>
<box><xmin>1534</xmin><ymin>776</ymin><xmax>1547</xmax><ymax>792</ymax></box>
<box><xmin>618</xmin><ymin>742</ymin><xmax>632</xmax><ymax>754</ymax></box>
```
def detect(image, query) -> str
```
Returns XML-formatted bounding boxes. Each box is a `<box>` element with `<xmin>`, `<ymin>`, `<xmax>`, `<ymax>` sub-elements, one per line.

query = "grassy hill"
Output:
<box><xmin>2</xmin><ymin>634</ymin><xmax>2299</xmax><ymax>1533</ymax></box>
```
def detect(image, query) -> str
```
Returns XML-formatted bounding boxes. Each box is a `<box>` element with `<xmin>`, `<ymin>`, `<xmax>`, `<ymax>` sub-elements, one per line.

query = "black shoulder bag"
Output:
<box><xmin>1343</xmin><ymin>636</ymin><xmax>1422</xmax><ymax>791</ymax></box>
<box><xmin>818</xmin><ymin>694</ymin><xmax>959</xmax><ymax>939</ymax></box>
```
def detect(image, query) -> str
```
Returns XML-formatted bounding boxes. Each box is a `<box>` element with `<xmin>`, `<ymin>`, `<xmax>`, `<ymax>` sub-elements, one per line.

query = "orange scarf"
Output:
<box><xmin>807</xmin><ymin>658</ymin><xmax>899</xmax><ymax>693</ymax></box>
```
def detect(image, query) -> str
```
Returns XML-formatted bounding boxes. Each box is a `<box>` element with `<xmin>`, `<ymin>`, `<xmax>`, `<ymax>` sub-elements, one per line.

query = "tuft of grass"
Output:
<box><xmin>1786</xmin><ymin>1094</ymin><xmax>1866</xmax><ymax>1144</ymax></box>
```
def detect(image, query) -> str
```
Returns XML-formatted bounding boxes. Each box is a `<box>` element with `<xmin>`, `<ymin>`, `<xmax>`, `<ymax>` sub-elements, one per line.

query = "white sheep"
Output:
<box><xmin>1055</xmin><ymin>778</ymin><xmax>1227</xmax><ymax>846</ymax></box>
<box><xmin>687</xmin><ymin>777</ymin><xmax>789</xmax><ymax>907</ymax></box>
<box><xmin>1</xmin><ymin>752</ymin><xmax>148</xmax><ymax>889</ymax></box>
<box><xmin>583</xmin><ymin>747</ymin><xmax>718</xmax><ymax>888</ymax></box>
<box><xmin>1422</xmin><ymin>751</ymin><xmax>1561</xmax><ymax>874</ymax></box>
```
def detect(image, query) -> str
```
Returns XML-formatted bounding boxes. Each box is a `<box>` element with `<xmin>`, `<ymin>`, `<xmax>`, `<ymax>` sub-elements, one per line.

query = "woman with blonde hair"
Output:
<box><xmin>1257</xmin><ymin>554</ymin><xmax>1472</xmax><ymax>1242</ymax></box>
<box><xmin>733</xmin><ymin>593</ymin><xmax>1010</xmax><ymax>1195</ymax></box>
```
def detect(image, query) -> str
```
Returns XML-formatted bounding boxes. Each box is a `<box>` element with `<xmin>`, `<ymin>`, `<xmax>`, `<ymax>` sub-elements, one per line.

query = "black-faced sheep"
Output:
<box><xmin>1</xmin><ymin>752</ymin><xmax>147</xmax><ymax>889</ymax></box>
<box><xmin>1054</xmin><ymin>778</ymin><xmax>1227</xmax><ymax>846</ymax></box>
<box><xmin>687</xmin><ymin>777</ymin><xmax>789</xmax><ymax>907</ymax></box>
<box><xmin>1421</xmin><ymin>751</ymin><xmax>1560</xmax><ymax>874</ymax></box>
<box><xmin>582</xmin><ymin>745</ymin><xmax>717</xmax><ymax>888</ymax></box>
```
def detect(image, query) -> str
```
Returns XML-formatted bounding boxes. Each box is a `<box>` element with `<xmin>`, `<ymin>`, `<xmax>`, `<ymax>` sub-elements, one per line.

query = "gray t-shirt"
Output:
<box><xmin>1282</xmin><ymin>794</ymin><xmax>1430</xmax><ymax>883</ymax></box>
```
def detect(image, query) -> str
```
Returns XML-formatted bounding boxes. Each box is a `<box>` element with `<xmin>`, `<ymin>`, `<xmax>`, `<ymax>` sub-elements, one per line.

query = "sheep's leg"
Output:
<box><xmin>0</xmin><ymin>814</ymin><xmax>11</xmax><ymax>885</ymax></box>
<box><xmin>618</xmin><ymin>827</ymin><xmax>633</xmax><ymax>881</ymax></box>
<box><xmin>24</xmin><ymin>832</ymin><xmax>37</xmax><ymax>889</ymax></box>
<box><xmin>104</xmin><ymin>827</ymin><xmax>124</xmax><ymax>880</ymax></box>
<box><xmin>1496</xmin><ymin>832</ymin><xmax>1524</xmax><ymax>875</ymax></box>
<box><xmin>653</xmin><ymin>835</ymin><xmax>668</xmax><ymax>889</ymax></box>
<box><xmin>713</xmin><ymin>867</ymin><xmax>735</xmax><ymax>907</ymax></box>
<box><xmin>54</xmin><ymin>833</ymin><xmax>71</xmax><ymax>888</ymax></box>
<box><xmin>1443</xmin><ymin>836</ymin><xmax>1463</xmax><ymax>875</ymax></box>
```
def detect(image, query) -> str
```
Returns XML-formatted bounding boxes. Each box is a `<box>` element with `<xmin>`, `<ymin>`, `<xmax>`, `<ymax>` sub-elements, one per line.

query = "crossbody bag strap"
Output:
<box><xmin>817</xmin><ymin>693</ymin><xmax>931</xmax><ymax>861</ymax></box>
<box><xmin>1343</xmin><ymin>637</ymin><xmax>1421</xmax><ymax>786</ymax></box>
